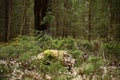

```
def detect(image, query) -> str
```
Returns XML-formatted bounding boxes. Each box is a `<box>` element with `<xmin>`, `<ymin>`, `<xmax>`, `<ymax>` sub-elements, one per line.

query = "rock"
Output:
<box><xmin>37</xmin><ymin>49</ymin><xmax>76</xmax><ymax>71</ymax></box>
<box><xmin>37</xmin><ymin>49</ymin><xmax>67</xmax><ymax>60</ymax></box>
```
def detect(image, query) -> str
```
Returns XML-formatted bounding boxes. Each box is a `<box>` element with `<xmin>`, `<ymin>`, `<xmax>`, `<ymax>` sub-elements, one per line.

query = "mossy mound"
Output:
<box><xmin>38</xmin><ymin>49</ymin><xmax>67</xmax><ymax>60</ymax></box>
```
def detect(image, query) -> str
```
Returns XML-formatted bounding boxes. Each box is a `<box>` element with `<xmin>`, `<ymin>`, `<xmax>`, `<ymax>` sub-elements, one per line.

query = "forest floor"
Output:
<box><xmin>0</xmin><ymin>35</ymin><xmax>120</xmax><ymax>80</ymax></box>
<box><xmin>0</xmin><ymin>53</ymin><xmax>120</xmax><ymax>80</ymax></box>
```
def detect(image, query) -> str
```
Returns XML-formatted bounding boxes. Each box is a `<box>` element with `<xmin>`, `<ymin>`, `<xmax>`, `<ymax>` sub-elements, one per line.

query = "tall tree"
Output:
<box><xmin>1</xmin><ymin>0</ymin><xmax>34</xmax><ymax>41</ymax></box>
<box><xmin>105</xmin><ymin>0</ymin><xmax>120</xmax><ymax>41</ymax></box>
<box><xmin>88</xmin><ymin>0</ymin><xmax>92</xmax><ymax>42</ymax></box>
<box><xmin>34</xmin><ymin>0</ymin><xmax>50</xmax><ymax>32</ymax></box>
<box><xmin>5</xmin><ymin>0</ymin><xmax>12</xmax><ymax>42</ymax></box>
<box><xmin>0</xmin><ymin>0</ymin><xmax>6</xmax><ymax>41</ymax></box>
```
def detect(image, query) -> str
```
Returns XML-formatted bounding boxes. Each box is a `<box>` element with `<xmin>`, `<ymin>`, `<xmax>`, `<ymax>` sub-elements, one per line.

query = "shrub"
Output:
<box><xmin>104</xmin><ymin>41</ymin><xmax>120</xmax><ymax>62</ymax></box>
<box><xmin>62</xmin><ymin>37</ymin><xmax>77</xmax><ymax>50</ymax></box>
<box><xmin>37</xmin><ymin>35</ymin><xmax>77</xmax><ymax>50</ymax></box>
<box><xmin>83</xmin><ymin>63</ymin><xmax>95</xmax><ymax>75</ymax></box>
<box><xmin>0</xmin><ymin>64</ymin><xmax>11</xmax><ymax>79</ymax></box>
<box><xmin>76</xmin><ymin>40</ymin><xmax>93</xmax><ymax>51</ymax></box>
<box><xmin>69</xmin><ymin>50</ymin><xmax>84</xmax><ymax>66</ymax></box>
<box><xmin>83</xmin><ymin>56</ymin><xmax>105</xmax><ymax>75</ymax></box>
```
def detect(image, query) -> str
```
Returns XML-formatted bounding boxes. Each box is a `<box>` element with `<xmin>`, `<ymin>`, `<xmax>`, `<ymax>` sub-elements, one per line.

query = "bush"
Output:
<box><xmin>104</xmin><ymin>41</ymin><xmax>120</xmax><ymax>62</ymax></box>
<box><xmin>69</xmin><ymin>50</ymin><xmax>84</xmax><ymax>66</ymax></box>
<box><xmin>82</xmin><ymin>56</ymin><xmax>105</xmax><ymax>75</ymax></box>
<box><xmin>37</xmin><ymin>35</ymin><xmax>77</xmax><ymax>50</ymax></box>
<box><xmin>76</xmin><ymin>40</ymin><xmax>93</xmax><ymax>51</ymax></box>
<box><xmin>0</xmin><ymin>64</ymin><xmax>11</xmax><ymax>79</ymax></box>
<box><xmin>83</xmin><ymin>63</ymin><xmax>95</xmax><ymax>75</ymax></box>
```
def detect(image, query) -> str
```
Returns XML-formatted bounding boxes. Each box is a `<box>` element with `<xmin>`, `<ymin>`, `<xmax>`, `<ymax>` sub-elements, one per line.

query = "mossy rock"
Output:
<box><xmin>38</xmin><ymin>49</ymin><xmax>67</xmax><ymax>60</ymax></box>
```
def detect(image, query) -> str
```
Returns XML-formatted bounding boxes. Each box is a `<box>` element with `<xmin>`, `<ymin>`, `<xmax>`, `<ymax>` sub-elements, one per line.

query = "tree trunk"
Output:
<box><xmin>20</xmin><ymin>0</ymin><xmax>26</xmax><ymax>35</ymax></box>
<box><xmin>5</xmin><ymin>0</ymin><xmax>12</xmax><ymax>42</ymax></box>
<box><xmin>34</xmin><ymin>0</ymin><xmax>49</xmax><ymax>33</ymax></box>
<box><xmin>88</xmin><ymin>0</ymin><xmax>92</xmax><ymax>42</ymax></box>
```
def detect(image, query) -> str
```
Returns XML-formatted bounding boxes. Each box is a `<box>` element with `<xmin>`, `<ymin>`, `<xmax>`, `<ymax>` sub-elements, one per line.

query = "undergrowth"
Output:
<box><xmin>0</xmin><ymin>34</ymin><xmax>120</xmax><ymax>80</ymax></box>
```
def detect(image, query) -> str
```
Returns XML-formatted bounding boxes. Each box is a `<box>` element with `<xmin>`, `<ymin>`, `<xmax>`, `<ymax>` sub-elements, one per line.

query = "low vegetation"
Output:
<box><xmin>0</xmin><ymin>35</ymin><xmax>120</xmax><ymax>80</ymax></box>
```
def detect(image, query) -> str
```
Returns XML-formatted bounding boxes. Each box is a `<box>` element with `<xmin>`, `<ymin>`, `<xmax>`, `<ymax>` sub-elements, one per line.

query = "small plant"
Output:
<box><xmin>53</xmin><ymin>75</ymin><xmax>72</xmax><ymax>80</ymax></box>
<box><xmin>37</xmin><ymin>34</ymin><xmax>77</xmax><ymax>50</ymax></box>
<box><xmin>69</xmin><ymin>50</ymin><xmax>84</xmax><ymax>66</ymax></box>
<box><xmin>83</xmin><ymin>63</ymin><xmax>95</xmax><ymax>75</ymax></box>
<box><xmin>76</xmin><ymin>40</ymin><xmax>93</xmax><ymax>51</ymax></box>
<box><xmin>82</xmin><ymin>56</ymin><xmax>105</xmax><ymax>75</ymax></box>
<box><xmin>0</xmin><ymin>64</ymin><xmax>11</xmax><ymax>79</ymax></box>
<box><xmin>104</xmin><ymin>41</ymin><xmax>120</xmax><ymax>64</ymax></box>
<box><xmin>62</xmin><ymin>37</ymin><xmax>77</xmax><ymax>50</ymax></box>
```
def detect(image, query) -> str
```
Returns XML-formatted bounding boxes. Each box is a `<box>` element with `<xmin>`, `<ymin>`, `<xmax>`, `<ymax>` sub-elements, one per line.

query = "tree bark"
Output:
<box><xmin>20</xmin><ymin>0</ymin><xmax>26</xmax><ymax>35</ymax></box>
<box><xmin>34</xmin><ymin>0</ymin><xmax>49</xmax><ymax>32</ymax></box>
<box><xmin>88</xmin><ymin>0</ymin><xmax>92</xmax><ymax>42</ymax></box>
<box><xmin>5</xmin><ymin>0</ymin><xmax>12</xmax><ymax>42</ymax></box>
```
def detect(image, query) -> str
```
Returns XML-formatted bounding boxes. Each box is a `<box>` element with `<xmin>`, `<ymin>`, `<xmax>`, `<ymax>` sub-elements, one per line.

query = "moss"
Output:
<box><xmin>43</xmin><ymin>49</ymin><xmax>67</xmax><ymax>60</ymax></box>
